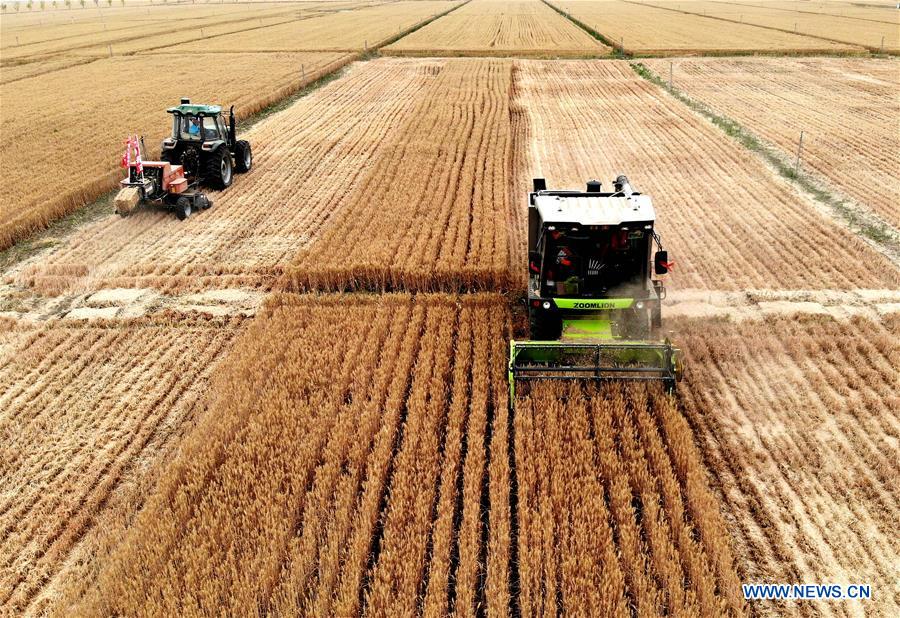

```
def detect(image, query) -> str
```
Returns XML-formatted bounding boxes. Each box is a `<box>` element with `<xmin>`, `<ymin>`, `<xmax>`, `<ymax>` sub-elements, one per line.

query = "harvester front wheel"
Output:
<box><xmin>234</xmin><ymin>140</ymin><xmax>252</xmax><ymax>173</ymax></box>
<box><xmin>175</xmin><ymin>196</ymin><xmax>193</xmax><ymax>221</ymax></box>
<box><xmin>204</xmin><ymin>147</ymin><xmax>233</xmax><ymax>190</ymax></box>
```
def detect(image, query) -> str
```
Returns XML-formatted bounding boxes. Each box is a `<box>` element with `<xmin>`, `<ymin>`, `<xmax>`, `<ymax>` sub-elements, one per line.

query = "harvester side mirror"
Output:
<box><xmin>529</xmin><ymin>251</ymin><xmax>542</xmax><ymax>275</ymax></box>
<box><xmin>654</xmin><ymin>250</ymin><xmax>669</xmax><ymax>275</ymax></box>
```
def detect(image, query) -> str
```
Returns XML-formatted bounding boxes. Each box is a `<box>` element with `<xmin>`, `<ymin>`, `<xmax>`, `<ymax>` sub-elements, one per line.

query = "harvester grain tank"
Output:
<box><xmin>508</xmin><ymin>176</ymin><xmax>683</xmax><ymax>398</ymax></box>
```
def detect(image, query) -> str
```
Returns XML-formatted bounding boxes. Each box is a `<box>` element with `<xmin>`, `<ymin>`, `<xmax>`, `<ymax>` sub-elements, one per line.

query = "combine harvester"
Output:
<box><xmin>115</xmin><ymin>98</ymin><xmax>253</xmax><ymax>220</ymax></box>
<box><xmin>509</xmin><ymin>176</ymin><xmax>683</xmax><ymax>399</ymax></box>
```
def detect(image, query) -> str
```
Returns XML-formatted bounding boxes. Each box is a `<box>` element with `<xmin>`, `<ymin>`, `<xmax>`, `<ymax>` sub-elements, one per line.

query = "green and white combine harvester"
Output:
<box><xmin>508</xmin><ymin>176</ymin><xmax>684</xmax><ymax>399</ymax></box>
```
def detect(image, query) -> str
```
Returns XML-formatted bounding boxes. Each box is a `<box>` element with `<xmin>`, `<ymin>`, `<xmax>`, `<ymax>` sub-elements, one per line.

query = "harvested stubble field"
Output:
<box><xmin>510</xmin><ymin>60</ymin><xmax>899</xmax><ymax>290</ymax></box>
<box><xmin>162</xmin><ymin>0</ymin><xmax>463</xmax><ymax>53</ymax></box>
<box><xmin>643</xmin><ymin>57</ymin><xmax>900</xmax><ymax>228</ymax></box>
<box><xmin>0</xmin><ymin>313</ymin><xmax>245</xmax><ymax>616</ymax></box>
<box><xmin>13</xmin><ymin>59</ymin><xmax>441</xmax><ymax>295</ymax></box>
<box><xmin>549</xmin><ymin>0</ymin><xmax>861</xmax><ymax>54</ymax></box>
<box><xmin>284</xmin><ymin>58</ymin><xmax>516</xmax><ymax>293</ymax></box>
<box><xmin>638</xmin><ymin>0</ymin><xmax>900</xmax><ymax>52</ymax></box>
<box><xmin>383</xmin><ymin>0</ymin><xmax>609</xmax><ymax>57</ymax></box>
<box><xmin>516</xmin><ymin>382</ymin><xmax>744</xmax><ymax>616</ymax></box>
<box><xmin>0</xmin><ymin>50</ymin><xmax>349</xmax><ymax>251</ymax></box>
<box><xmin>63</xmin><ymin>294</ymin><xmax>515</xmax><ymax>617</ymax></box>
<box><xmin>677</xmin><ymin>314</ymin><xmax>900</xmax><ymax>617</ymax></box>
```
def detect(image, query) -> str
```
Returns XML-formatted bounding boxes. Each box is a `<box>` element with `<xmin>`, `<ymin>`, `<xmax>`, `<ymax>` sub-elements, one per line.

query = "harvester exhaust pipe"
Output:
<box><xmin>180</xmin><ymin>97</ymin><xmax>191</xmax><ymax>105</ymax></box>
<box><xmin>586</xmin><ymin>179</ymin><xmax>602</xmax><ymax>193</ymax></box>
<box><xmin>533</xmin><ymin>177</ymin><xmax>547</xmax><ymax>192</ymax></box>
<box><xmin>614</xmin><ymin>174</ymin><xmax>634</xmax><ymax>196</ymax></box>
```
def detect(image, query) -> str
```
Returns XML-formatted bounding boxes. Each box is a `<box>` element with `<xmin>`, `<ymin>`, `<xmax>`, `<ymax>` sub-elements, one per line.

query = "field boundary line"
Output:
<box><xmin>541</xmin><ymin>0</ymin><xmax>629</xmax><ymax>57</ymax></box>
<box><xmin>631</xmin><ymin>61</ymin><xmax>900</xmax><ymax>266</ymax></box>
<box><xmin>623</xmin><ymin>0</ymin><xmax>882</xmax><ymax>55</ymax></box>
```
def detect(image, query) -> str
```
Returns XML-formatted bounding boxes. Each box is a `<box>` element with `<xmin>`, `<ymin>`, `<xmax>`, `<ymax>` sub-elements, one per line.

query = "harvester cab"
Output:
<box><xmin>114</xmin><ymin>98</ymin><xmax>252</xmax><ymax>220</ymax></box>
<box><xmin>508</xmin><ymin>176</ymin><xmax>684</xmax><ymax>399</ymax></box>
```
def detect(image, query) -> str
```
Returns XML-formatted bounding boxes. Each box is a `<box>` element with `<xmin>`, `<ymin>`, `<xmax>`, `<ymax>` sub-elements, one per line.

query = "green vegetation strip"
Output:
<box><xmin>631</xmin><ymin>61</ymin><xmax>899</xmax><ymax>255</ymax></box>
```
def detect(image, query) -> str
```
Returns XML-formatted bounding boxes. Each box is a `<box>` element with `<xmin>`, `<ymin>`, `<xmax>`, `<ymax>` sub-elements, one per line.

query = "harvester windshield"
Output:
<box><xmin>540</xmin><ymin>227</ymin><xmax>649</xmax><ymax>297</ymax></box>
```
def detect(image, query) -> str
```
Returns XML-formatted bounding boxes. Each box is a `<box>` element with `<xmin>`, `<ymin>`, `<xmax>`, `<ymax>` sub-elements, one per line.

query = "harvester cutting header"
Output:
<box><xmin>115</xmin><ymin>98</ymin><xmax>253</xmax><ymax>219</ymax></box>
<box><xmin>509</xmin><ymin>176</ymin><xmax>683</xmax><ymax>397</ymax></box>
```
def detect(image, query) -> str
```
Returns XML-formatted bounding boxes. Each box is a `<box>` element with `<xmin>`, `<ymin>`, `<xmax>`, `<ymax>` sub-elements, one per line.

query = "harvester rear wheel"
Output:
<box><xmin>175</xmin><ymin>196</ymin><xmax>192</xmax><ymax>220</ymax></box>
<box><xmin>204</xmin><ymin>147</ymin><xmax>233</xmax><ymax>190</ymax></box>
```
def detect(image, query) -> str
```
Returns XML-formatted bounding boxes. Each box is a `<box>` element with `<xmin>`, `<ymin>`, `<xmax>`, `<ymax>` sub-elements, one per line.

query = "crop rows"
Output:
<box><xmin>14</xmin><ymin>59</ymin><xmax>440</xmax><ymax>295</ymax></box>
<box><xmin>0</xmin><ymin>313</ymin><xmax>245</xmax><ymax>615</ymax></box>
<box><xmin>510</xmin><ymin>60</ymin><xmax>898</xmax><ymax>290</ymax></box>
<box><xmin>515</xmin><ymin>382</ymin><xmax>745</xmax><ymax>616</ymax></box>
<box><xmin>164</xmin><ymin>1</ymin><xmax>463</xmax><ymax>54</ymax></box>
<box><xmin>384</xmin><ymin>0</ymin><xmax>609</xmax><ymax>57</ymax></box>
<box><xmin>549</xmin><ymin>0</ymin><xmax>859</xmax><ymax>54</ymax></box>
<box><xmin>676</xmin><ymin>314</ymin><xmax>900</xmax><ymax>617</ymax></box>
<box><xmin>284</xmin><ymin>59</ymin><xmax>516</xmax><ymax>293</ymax></box>
<box><xmin>644</xmin><ymin>57</ymin><xmax>900</xmax><ymax>228</ymax></box>
<box><xmin>69</xmin><ymin>294</ymin><xmax>512</xmax><ymax>616</ymax></box>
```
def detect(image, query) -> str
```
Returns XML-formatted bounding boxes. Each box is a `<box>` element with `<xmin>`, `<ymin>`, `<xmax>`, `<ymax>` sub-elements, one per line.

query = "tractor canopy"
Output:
<box><xmin>166</xmin><ymin>103</ymin><xmax>222</xmax><ymax>116</ymax></box>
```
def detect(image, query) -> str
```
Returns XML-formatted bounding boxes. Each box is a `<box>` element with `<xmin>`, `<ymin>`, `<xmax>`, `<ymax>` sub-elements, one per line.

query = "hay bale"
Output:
<box><xmin>114</xmin><ymin>186</ymin><xmax>141</xmax><ymax>216</ymax></box>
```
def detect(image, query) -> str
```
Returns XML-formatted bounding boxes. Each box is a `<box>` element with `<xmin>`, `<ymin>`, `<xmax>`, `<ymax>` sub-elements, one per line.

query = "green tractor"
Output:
<box><xmin>508</xmin><ymin>176</ymin><xmax>684</xmax><ymax>399</ymax></box>
<box><xmin>161</xmin><ymin>98</ymin><xmax>253</xmax><ymax>190</ymax></box>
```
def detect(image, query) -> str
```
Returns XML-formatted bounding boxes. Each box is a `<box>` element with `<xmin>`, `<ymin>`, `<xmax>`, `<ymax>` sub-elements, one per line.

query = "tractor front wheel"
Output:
<box><xmin>175</xmin><ymin>196</ymin><xmax>193</xmax><ymax>220</ymax></box>
<box><xmin>234</xmin><ymin>140</ymin><xmax>252</xmax><ymax>173</ymax></box>
<box><xmin>204</xmin><ymin>147</ymin><xmax>233</xmax><ymax>190</ymax></box>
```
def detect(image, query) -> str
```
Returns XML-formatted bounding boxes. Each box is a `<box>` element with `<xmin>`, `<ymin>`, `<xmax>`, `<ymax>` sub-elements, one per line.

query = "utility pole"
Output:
<box><xmin>794</xmin><ymin>131</ymin><xmax>804</xmax><ymax>175</ymax></box>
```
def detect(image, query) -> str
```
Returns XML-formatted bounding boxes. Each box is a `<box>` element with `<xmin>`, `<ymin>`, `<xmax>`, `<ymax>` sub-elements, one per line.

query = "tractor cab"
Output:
<box><xmin>160</xmin><ymin>98</ymin><xmax>252</xmax><ymax>188</ymax></box>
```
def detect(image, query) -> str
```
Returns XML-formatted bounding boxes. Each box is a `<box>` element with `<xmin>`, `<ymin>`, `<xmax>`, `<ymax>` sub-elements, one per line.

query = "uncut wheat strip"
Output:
<box><xmin>287</xmin><ymin>59</ymin><xmax>514</xmax><ymax>293</ymax></box>
<box><xmin>6</xmin><ymin>326</ymin><xmax>235</xmax><ymax>614</ymax></box>
<box><xmin>267</xmin><ymin>298</ymin><xmax>418</xmax><ymax>613</ymax></box>
<box><xmin>264</xmin><ymin>302</ymin><xmax>401</xmax><ymax>611</ymax></box>
<box><xmin>614</xmin><ymin>386</ymin><xmax>700</xmax><ymax>616</ymax></box>
<box><xmin>513</xmin><ymin>60</ymin><xmax>897</xmax><ymax>290</ymax></box>
<box><xmin>298</xmin><ymin>298</ymin><xmax>422</xmax><ymax>616</ymax></box>
<box><xmin>146</xmin><ymin>307</ymin><xmax>388</xmax><ymax>614</ymax></box>
<box><xmin>82</xmin><ymin>302</ymin><xmax>377</xmax><ymax>615</ymax></box>
<box><xmin>554</xmin><ymin>384</ymin><xmax>629</xmax><ymax>615</ymax></box>
<box><xmin>364</xmin><ymin>305</ymin><xmax>457</xmax><ymax>616</ymax></box>
<box><xmin>449</xmin><ymin>306</ymin><xmax>494</xmax><ymax>616</ymax></box>
<box><xmin>331</xmin><ymin>303</ymin><xmax>431</xmax><ymax>616</ymax></box>
<box><xmin>485</xmin><ymin>306</ymin><xmax>513</xmax><ymax>617</ymax></box>
<box><xmin>420</xmin><ymin>307</ymin><xmax>474</xmax><ymax>618</ymax></box>
<box><xmin>592</xmin><ymin>387</ymin><xmax>664</xmax><ymax>615</ymax></box>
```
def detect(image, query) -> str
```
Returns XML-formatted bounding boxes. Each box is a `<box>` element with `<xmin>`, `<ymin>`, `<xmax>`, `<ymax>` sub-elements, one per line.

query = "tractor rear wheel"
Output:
<box><xmin>175</xmin><ymin>196</ymin><xmax>192</xmax><ymax>220</ymax></box>
<box><xmin>204</xmin><ymin>147</ymin><xmax>233</xmax><ymax>190</ymax></box>
<box><xmin>234</xmin><ymin>140</ymin><xmax>252</xmax><ymax>173</ymax></box>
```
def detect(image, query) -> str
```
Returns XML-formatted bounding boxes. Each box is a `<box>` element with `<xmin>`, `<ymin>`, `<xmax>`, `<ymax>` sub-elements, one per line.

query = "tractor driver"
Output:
<box><xmin>186</xmin><ymin>116</ymin><xmax>201</xmax><ymax>137</ymax></box>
